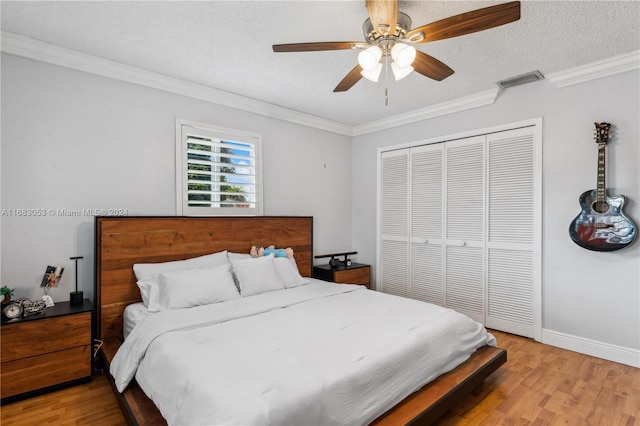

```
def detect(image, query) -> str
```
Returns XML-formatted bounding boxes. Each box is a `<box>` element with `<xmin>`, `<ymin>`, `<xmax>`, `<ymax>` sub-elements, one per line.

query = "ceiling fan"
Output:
<box><xmin>272</xmin><ymin>1</ymin><xmax>521</xmax><ymax>93</ymax></box>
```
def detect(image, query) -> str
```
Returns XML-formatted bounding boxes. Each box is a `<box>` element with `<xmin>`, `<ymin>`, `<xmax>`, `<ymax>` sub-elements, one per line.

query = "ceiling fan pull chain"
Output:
<box><xmin>385</xmin><ymin>55</ymin><xmax>389</xmax><ymax>106</ymax></box>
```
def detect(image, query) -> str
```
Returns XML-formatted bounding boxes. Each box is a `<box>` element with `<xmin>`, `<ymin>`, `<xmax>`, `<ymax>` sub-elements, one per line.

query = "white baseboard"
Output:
<box><xmin>542</xmin><ymin>329</ymin><xmax>640</xmax><ymax>368</ymax></box>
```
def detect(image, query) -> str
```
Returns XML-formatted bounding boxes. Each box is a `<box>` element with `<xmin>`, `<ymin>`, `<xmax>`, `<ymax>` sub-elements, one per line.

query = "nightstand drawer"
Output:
<box><xmin>335</xmin><ymin>267</ymin><xmax>370</xmax><ymax>286</ymax></box>
<box><xmin>1</xmin><ymin>312</ymin><xmax>91</xmax><ymax>362</ymax></box>
<box><xmin>1</xmin><ymin>346</ymin><xmax>91</xmax><ymax>398</ymax></box>
<box><xmin>313</xmin><ymin>263</ymin><xmax>371</xmax><ymax>288</ymax></box>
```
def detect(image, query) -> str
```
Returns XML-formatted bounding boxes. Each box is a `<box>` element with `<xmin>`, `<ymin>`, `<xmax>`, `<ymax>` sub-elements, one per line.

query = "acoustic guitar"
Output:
<box><xmin>569</xmin><ymin>122</ymin><xmax>637</xmax><ymax>251</ymax></box>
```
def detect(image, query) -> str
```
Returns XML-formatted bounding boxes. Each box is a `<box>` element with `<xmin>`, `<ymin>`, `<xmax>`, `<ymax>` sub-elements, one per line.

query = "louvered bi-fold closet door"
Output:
<box><xmin>486</xmin><ymin>127</ymin><xmax>537</xmax><ymax>338</ymax></box>
<box><xmin>379</xmin><ymin>150</ymin><xmax>410</xmax><ymax>297</ymax></box>
<box><xmin>444</xmin><ymin>136</ymin><xmax>486</xmax><ymax>323</ymax></box>
<box><xmin>410</xmin><ymin>144</ymin><xmax>444</xmax><ymax>305</ymax></box>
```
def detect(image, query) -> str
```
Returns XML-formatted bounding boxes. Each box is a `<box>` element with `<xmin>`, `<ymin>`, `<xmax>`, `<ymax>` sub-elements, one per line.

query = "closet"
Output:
<box><xmin>378</xmin><ymin>121</ymin><xmax>541</xmax><ymax>339</ymax></box>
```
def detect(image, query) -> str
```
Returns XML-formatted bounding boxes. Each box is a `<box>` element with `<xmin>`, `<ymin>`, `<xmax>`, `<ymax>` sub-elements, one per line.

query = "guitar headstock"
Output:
<box><xmin>594</xmin><ymin>122</ymin><xmax>611</xmax><ymax>145</ymax></box>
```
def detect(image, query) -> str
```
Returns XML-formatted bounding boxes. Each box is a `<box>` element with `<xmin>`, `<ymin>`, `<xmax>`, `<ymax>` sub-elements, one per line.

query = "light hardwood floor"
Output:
<box><xmin>1</xmin><ymin>330</ymin><xmax>638</xmax><ymax>425</ymax></box>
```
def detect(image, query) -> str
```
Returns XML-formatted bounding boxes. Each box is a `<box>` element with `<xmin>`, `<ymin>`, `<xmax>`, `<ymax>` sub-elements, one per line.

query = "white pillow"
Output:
<box><xmin>133</xmin><ymin>250</ymin><xmax>229</xmax><ymax>307</ymax></box>
<box><xmin>232</xmin><ymin>255</ymin><xmax>283</xmax><ymax>297</ymax></box>
<box><xmin>157</xmin><ymin>264</ymin><xmax>240</xmax><ymax>311</ymax></box>
<box><xmin>273</xmin><ymin>257</ymin><xmax>309</xmax><ymax>288</ymax></box>
<box><xmin>133</xmin><ymin>250</ymin><xmax>229</xmax><ymax>280</ymax></box>
<box><xmin>136</xmin><ymin>275</ymin><xmax>160</xmax><ymax>311</ymax></box>
<box><xmin>227</xmin><ymin>252</ymin><xmax>253</xmax><ymax>263</ymax></box>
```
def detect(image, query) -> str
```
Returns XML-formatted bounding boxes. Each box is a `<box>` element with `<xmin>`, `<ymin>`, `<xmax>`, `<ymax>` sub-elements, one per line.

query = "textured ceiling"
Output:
<box><xmin>1</xmin><ymin>1</ymin><xmax>639</xmax><ymax>127</ymax></box>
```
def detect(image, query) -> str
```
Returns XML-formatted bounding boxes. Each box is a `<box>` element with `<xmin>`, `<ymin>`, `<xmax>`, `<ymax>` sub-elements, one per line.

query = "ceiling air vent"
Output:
<box><xmin>496</xmin><ymin>71</ymin><xmax>544</xmax><ymax>90</ymax></box>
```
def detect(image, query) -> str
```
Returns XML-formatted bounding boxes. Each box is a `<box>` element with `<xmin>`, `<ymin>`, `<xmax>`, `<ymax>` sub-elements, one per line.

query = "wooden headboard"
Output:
<box><xmin>95</xmin><ymin>216</ymin><xmax>313</xmax><ymax>342</ymax></box>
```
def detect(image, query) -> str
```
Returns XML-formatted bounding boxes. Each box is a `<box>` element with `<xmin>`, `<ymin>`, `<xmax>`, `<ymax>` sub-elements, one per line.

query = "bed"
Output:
<box><xmin>95</xmin><ymin>216</ymin><xmax>506</xmax><ymax>425</ymax></box>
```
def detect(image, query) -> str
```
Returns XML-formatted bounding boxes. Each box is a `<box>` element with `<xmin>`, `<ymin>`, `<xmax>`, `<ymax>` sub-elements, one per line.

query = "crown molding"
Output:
<box><xmin>546</xmin><ymin>49</ymin><xmax>640</xmax><ymax>88</ymax></box>
<box><xmin>353</xmin><ymin>88</ymin><xmax>500</xmax><ymax>136</ymax></box>
<box><xmin>1</xmin><ymin>31</ymin><xmax>353</xmax><ymax>136</ymax></box>
<box><xmin>3</xmin><ymin>31</ymin><xmax>637</xmax><ymax>138</ymax></box>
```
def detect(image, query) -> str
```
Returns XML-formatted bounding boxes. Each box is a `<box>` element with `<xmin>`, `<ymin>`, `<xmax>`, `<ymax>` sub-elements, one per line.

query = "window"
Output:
<box><xmin>176</xmin><ymin>120</ymin><xmax>263</xmax><ymax>216</ymax></box>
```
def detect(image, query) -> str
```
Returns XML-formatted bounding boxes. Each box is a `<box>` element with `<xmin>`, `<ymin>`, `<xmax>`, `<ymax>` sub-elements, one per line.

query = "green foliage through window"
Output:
<box><xmin>185</xmin><ymin>136</ymin><xmax>254</xmax><ymax>209</ymax></box>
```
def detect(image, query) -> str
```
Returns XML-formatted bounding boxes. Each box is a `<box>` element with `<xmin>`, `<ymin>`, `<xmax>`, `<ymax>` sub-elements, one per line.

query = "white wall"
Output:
<box><xmin>0</xmin><ymin>53</ymin><xmax>353</xmax><ymax>302</ymax></box>
<box><xmin>352</xmin><ymin>71</ymin><xmax>640</xmax><ymax>361</ymax></box>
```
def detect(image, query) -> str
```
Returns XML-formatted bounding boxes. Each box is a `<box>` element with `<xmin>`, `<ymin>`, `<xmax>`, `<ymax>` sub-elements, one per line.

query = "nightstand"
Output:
<box><xmin>313</xmin><ymin>263</ymin><xmax>371</xmax><ymax>288</ymax></box>
<box><xmin>1</xmin><ymin>299</ymin><xmax>94</xmax><ymax>403</ymax></box>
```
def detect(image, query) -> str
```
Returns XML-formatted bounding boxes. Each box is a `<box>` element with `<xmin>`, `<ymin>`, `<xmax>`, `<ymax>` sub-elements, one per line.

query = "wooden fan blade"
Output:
<box><xmin>272</xmin><ymin>42</ymin><xmax>365</xmax><ymax>52</ymax></box>
<box><xmin>412</xmin><ymin>51</ymin><xmax>454</xmax><ymax>81</ymax></box>
<box><xmin>334</xmin><ymin>65</ymin><xmax>363</xmax><ymax>92</ymax></box>
<box><xmin>406</xmin><ymin>1</ymin><xmax>521</xmax><ymax>43</ymax></box>
<box><xmin>366</xmin><ymin>0</ymin><xmax>398</xmax><ymax>36</ymax></box>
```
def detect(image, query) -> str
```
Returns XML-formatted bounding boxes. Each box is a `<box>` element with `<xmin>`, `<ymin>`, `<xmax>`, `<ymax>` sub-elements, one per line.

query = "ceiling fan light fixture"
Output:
<box><xmin>391</xmin><ymin>62</ymin><xmax>414</xmax><ymax>81</ymax></box>
<box><xmin>358</xmin><ymin>46</ymin><xmax>382</xmax><ymax>71</ymax></box>
<box><xmin>361</xmin><ymin>63</ymin><xmax>383</xmax><ymax>82</ymax></box>
<box><xmin>390</xmin><ymin>43</ymin><xmax>416</xmax><ymax>68</ymax></box>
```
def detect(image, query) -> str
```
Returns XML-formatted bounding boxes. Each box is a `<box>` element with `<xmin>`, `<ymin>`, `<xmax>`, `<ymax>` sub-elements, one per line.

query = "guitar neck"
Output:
<box><xmin>596</xmin><ymin>141</ymin><xmax>606</xmax><ymax>202</ymax></box>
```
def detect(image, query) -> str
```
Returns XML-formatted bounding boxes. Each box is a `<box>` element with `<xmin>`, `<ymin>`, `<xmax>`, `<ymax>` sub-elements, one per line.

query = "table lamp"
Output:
<box><xmin>70</xmin><ymin>256</ymin><xmax>84</xmax><ymax>305</ymax></box>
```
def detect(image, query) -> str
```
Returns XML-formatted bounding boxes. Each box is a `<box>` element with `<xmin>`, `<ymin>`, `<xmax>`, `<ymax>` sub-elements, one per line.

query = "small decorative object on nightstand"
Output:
<box><xmin>40</xmin><ymin>265</ymin><xmax>64</xmax><ymax>307</ymax></box>
<box><xmin>3</xmin><ymin>302</ymin><xmax>23</xmax><ymax>319</ymax></box>
<box><xmin>1</xmin><ymin>285</ymin><xmax>14</xmax><ymax>306</ymax></box>
<box><xmin>313</xmin><ymin>252</ymin><xmax>371</xmax><ymax>288</ymax></box>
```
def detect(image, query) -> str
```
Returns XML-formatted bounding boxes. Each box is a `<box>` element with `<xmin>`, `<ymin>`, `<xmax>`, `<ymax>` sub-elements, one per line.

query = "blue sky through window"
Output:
<box><xmin>222</xmin><ymin>140</ymin><xmax>254</xmax><ymax>191</ymax></box>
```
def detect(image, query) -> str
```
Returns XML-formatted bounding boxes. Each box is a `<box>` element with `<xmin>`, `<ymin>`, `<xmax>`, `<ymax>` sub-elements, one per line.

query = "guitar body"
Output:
<box><xmin>569</xmin><ymin>189</ymin><xmax>637</xmax><ymax>251</ymax></box>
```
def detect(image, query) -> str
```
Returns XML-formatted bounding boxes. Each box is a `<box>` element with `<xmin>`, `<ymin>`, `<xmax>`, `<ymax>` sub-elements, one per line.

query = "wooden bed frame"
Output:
<box><xmin>95</xmin><ymin>216</ymin><xmax>506</xmax><ymax>426</ymax></box>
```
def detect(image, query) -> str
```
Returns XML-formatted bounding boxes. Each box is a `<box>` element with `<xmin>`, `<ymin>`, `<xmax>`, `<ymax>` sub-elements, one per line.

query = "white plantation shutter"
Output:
<box><xmin>488</xmin><ymin>249</ymin><xmax>534</xmax><ymax>330</ymax></box>
<box><xmin>487</xmin><ymin>131</ymin><xmax>535</xmax><ymax>243</ymax></box>
<box><xmin>410</xmin><ymin>145</ymin><xmax>444</xmax><ymax>305</ymax></box>
<box><xmin>411</xmin><ymin>146</ymin><xmax>443</xmax><ymax>239</ymax></box>
<box><xmin>444</xmin><ymin>137</ymin><xmax>485</xmax><ymax>323</ymax></box>
<box><xmin>379</xmin><ymin>150</ymin><xmax>410</xmax><ymax>296</ymax></box>
<box><xmin>410</xmin><ymin>244</ymin><xmax>443</xmax><ymax>304</ymax></box>
<box><xmin>486</xmin><ymin>128</ymin><xmax>537</xmax><ymax>337</ymax></box>
<box><xmin>381</xmin><ymin>240</ymin><xmax>409</xmax><ymax>297</ymax></box>
<box><xmin>446</xmin><ymin>245</ymin><xmax>484</xmax><ymax>320</ymax></box>
<box><xmin>377</xmin><ymin>121</ymin><xmax>541</xmax><ymax>340</ymax></box>
<box><xmin>381</xmin><ymin>152</ymin><xmax>409</xmax><ymax>238</ymax></box>
<box><xmin>445</xmin><ymin>140</ymin><xmax>485</xmax><ymax>241</ymax></box>
<box><xmin>177</xmin><ymin>120</ymin><xmax>263</xmax><ymax>216</ymax></box>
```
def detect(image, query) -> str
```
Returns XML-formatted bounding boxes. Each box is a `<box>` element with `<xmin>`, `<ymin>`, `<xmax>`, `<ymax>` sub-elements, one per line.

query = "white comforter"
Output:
<box><xmin>111</xmin><ymin>281</ymin><xmax>495</xmax><ymax>426</ymax></box>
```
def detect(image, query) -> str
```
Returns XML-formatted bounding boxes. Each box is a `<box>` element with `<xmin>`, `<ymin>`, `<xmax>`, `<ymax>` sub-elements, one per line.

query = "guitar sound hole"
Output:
<box><xmin>592</xmin><ymin>201</ymin><xmax>609</xmax><ymax>213</ymax></box>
